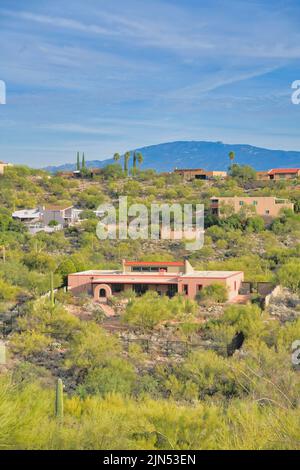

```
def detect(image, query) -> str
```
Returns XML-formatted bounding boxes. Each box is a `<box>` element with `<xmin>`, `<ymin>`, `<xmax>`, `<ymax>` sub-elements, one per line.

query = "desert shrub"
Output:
<box><xmin>77</xmin><ymin>358</ymin><xmax>137</xmax><ymax>397</ymax></box>
<box><xmin>277</xmin><ymin>259</ymin><xmax>300</xmax><ymax>293</ymax></box>
<box><xmin>196</xmin><ymin>283</ymin><xmax>228</xmax><ymax>304</ymax></box>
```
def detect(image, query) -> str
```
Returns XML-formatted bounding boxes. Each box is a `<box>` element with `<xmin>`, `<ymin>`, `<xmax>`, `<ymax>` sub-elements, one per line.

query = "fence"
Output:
<box><xmin>121</xmin><ymin>336</ymin><xmax>219</xmax><ymax>357</ymax></box>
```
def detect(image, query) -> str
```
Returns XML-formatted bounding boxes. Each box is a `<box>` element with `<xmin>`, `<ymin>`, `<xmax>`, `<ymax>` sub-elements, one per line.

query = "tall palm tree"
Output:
<box><xmin>132</xmin><ymin>151</ymin><xmax>137</xmax><ymax>175</ymax></box>
<box><xmin>113</xmin><ymin>152</ymin><xmax>120</xmax><ymax>163</ymax></box>
<box><xmin>124</xmin><ymin>151</ymin><xmax>131</xmax><ymax>175</ymax></box>
<box><xmin>137</xmin><ymin>152</ymin><xmax>143</xmax><ymax>169</ymax></box>
<box><xmin>229</xmin><ymin>151</ymin><xmax>235</xmax><ymax>165</ymax></box>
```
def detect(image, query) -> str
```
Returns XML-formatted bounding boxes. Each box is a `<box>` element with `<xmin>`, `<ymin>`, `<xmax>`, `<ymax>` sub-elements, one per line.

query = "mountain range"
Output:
<box><xmin>44</xmin><ymin>141</ymin><xmax>300</xmax><ymax>173</ymax></box>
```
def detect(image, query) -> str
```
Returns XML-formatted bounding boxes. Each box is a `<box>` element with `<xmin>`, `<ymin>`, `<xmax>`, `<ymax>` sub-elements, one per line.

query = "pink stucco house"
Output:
<box><xmin>68</xmin><ymin>259</ymin><xmax>243</xmax><ymax>302</ymax></box>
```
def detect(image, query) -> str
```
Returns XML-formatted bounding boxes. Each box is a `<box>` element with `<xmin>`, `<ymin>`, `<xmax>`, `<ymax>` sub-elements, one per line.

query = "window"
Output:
<box><xmin>111</xmin><ymin>283</ymin><xmax>123</xmax><ymax>294</ymax></box>
<box><xmin>183</xmin><ymin>284</ymin><xmax>189</xmax><ymax>295</ymax></box>
<box><xmin>239</xmin><ymin>201</ymin><xmax>244</xmax><ymax>206</ymax></box>
<box><xmin>133</xmin><ymin>284</ymin><xmax>148</xmax><ymax>295</ymax></box>
<box><xmin>132</xmin><ymin>266</ymin><xmax>161</xmax><ymax>272</ymax></box>
<box><xmin>252</xmin><ymin>201</ymin><xmax>258</xmax><ymax>206</ymax></box>
<box><xmin>197</xmin><ymin>285</ymin><xmax>203</xmax><ymax>291</ymax></box>
<box><xmin>265</xmin><ymin>210</ymin><xmax>270</xmax><ymax>214</ymax></box>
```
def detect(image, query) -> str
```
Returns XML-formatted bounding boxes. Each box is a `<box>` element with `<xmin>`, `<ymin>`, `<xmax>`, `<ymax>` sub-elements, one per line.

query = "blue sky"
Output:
<box><xmin>1</xmin><ymin>0</ymin><xmax>300</xmax><ymax>166</ymax></box>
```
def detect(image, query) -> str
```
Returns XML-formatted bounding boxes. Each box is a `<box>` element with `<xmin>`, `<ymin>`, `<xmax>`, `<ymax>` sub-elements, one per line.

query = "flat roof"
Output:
<box><xmin>70</xmin><ymin>270</ymin><xmax>121</xmax><ymax>276</ymax></box>
<box><xmin>268</xmin><ymin>168</ymin><xmax>300</xmax><ymax>175</ymax></box>
<box><xmin>70</xmin><ymin>269</ymin><xmax>242</xmax><ymax>280</ymax></box>
<box><xmin>12</xmin><ymin>209</ymin><xmax>40</xmax><ymax>218</ymax></box>
<box><xmin>174</xmin><ymin>168</ymin><xmax>205</xmax><ymax>172</ymax></box>
<box><xmin>182</xmin><ymin>270</ymin><xmax>243</xmax><ymax>279</ymax></box>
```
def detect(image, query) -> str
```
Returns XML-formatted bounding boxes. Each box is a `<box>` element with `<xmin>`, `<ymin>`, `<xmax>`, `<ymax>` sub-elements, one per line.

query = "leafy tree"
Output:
<box><xmin>137</xmin><ymin>152</ymin><xmax>143</xmax><ymax>169</ymax></box>
<box><xmin>229</xmin><ymin>151</ymin><xmax>235</xmax><ymax>165</ymax></box>
<box><xmin>113</xmin><ymin>152</ymin><xmax>120</xmax><ymax>163</ymax></box>
<box><xmin>102</xmin><ymin>163</ymin><xmax>124</xmax><ymax>180</ymax></box>
<box><xmin>229</xmin><ymin>164</ymin><xmax>256</xmax><ymax>182</ymax></box>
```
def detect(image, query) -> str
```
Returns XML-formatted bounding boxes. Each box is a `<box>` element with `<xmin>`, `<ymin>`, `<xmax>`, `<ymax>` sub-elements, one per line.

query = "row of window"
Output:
<box><xmin>132</xmin><ymin>266</ymin><xmax>167</xmax><ymax>272</ymax></box>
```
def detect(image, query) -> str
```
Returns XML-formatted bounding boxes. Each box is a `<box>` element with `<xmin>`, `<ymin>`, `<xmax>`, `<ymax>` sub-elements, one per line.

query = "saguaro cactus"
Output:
<box><xmin>55</xmin><ymin>378</ymin><xmax>64</xmax><ymax>420</ymax></box>
<box><xmin>50</xmin><ymin>272</ymin><xmax>54</xmax><ymax>307</ymax></box>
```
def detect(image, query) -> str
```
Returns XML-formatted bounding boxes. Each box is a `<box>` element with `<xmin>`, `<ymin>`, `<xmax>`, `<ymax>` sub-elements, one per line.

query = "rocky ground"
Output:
<box><xmin>268</xmin><ymin>288</ymin><xmax>300</xmax><ymax>322</ymax></box>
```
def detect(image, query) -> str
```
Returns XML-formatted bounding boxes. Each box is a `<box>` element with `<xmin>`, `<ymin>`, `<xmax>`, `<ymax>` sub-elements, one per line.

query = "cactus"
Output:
<box><xmin>55</xmin><ymin>378</ymin><xmax>64</xmax><ymax>420</ymax></box>
<box><xmin>50</xmin><ymin>272</ymin><xmax>54</xmax><ymax>307</ymax></box>
<box><xmin>0</xmin><ymin>341</ymin><xmax>6</xmax><ymax>365</ymax></box>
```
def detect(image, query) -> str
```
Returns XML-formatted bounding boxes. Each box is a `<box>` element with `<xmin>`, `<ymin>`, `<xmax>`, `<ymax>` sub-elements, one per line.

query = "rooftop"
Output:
<box><xmin>174</xmin><ymin>168</ymin><xmax>205</xmax><ymax>172</ymax></box>
<box><xmin>12</xmin><ymin>209</ymin><xmax>40</xmax><ymax>219</ymax></box>
<box><xmin>268</xmin><ymin>168</ymin><xmax>300</xmax><ymax>175</ymax></box>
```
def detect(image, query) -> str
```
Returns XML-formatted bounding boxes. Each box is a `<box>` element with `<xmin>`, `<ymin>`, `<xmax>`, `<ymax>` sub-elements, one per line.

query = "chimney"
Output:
<box><xmin>184</xmin><ymin>258</ymin><xmax>194</xmax><ymax>275</ymax></box>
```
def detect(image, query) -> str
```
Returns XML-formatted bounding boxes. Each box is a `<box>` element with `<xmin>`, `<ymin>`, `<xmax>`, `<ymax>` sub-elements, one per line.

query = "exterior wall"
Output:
<box><xmin>42</xmin><ymin>209</ymin><xmax>65</xmax><ymax>226</ymax></box>
<box><xmin>42</xmin><ymin>207</ymin><xmax>74</xmax><ymax>226</ymax></box>
<box><xmin>225</xmin><ymin>273</ymin><xmax>244</xmax><ymax>300</ymax></box>
<box><xmin>212</xmin><ymin>196</ymin><xmax>294</xmax><ymax>218</ymax></box>
<box><xmin>256</xmin><ymin>171</ymin><xmax>270</xmax><ymax>181</ymax></box>
<box><xmin>177</xmin><ymin>272</ymin><xmax>243</xmax><ymax>301</ymax></box>
<box><xmin>68</xmin><ymin>274</ymin><xmax>94</xmax><ymax>296</ymax></box>
<box><xmin>271</xmin><ymin>171</ymin><xmax>300</xmax><ymax>180</ymax></box>
<box><xmin>64</xmin><ymin>207</ymin><xmax>74</xmax><ymax>221</ymax></box>
<box><xmin>175</xmin><ymin>169</ymin><xmax>227</xmax><ymax>180</ymax></box>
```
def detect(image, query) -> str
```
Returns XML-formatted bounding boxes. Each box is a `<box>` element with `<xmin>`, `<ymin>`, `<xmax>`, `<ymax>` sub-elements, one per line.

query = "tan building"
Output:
<box><xmin>174</xmin><ymin>168</ymin><xmax>227</xmax><ymax>181</ymax></box>
<box><xmin>268</xmin><ymin>168</ymin><xmax>300</xmax><ymax>180</ymax></box>
<box><xmin>211</xmin><ymin>196</ymin><xmax>294</xmax><ymax>218</ymax></box>
<box><xmin>257</xmin><ymin>168</ymin><xmax>300</xmax><ymax>181</ymax></box>
<box><xmin>0</xmin><ymin>161</ymin><xmax>11</xmax><ymax>175</ymax></box>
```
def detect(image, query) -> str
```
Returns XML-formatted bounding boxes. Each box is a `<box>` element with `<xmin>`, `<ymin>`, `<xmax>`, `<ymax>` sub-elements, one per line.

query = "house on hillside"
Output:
<box><xmin>257</xmin><ymin>168</ymin><xmax>300</xmax><ymax>181</ymax></box>
<box><xmin>268</xmin><ymin>168</ymin><xmax>300</xmax><ymax>180</ymax></box>
<box><xmin>12</xmin><ymin>204</ymin><xmax>79</xmax><ymax>233</ymax></box>
<box><xmin>210</xmin><ymin>196</ymin><xmax>294</xmax><ymax>218</ymax></box>
<box><xmin>174</xmin><ymin>168</ymin><xmax>227</xmax><ymax>181</ymax></box>
<box><xmin>68</xmin><ymin>259</ymin><xmax>244</xmax><ymax>302</ymax></box>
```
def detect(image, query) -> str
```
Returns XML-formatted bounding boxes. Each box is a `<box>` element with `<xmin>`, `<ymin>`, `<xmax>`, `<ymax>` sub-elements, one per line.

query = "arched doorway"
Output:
<box><xmin>100</xmin><ymin>288</ymin><xmax>106</xmax><ymax>298</ymax></box>
<box><xmin>93</xmin><ymin>284</ymin><xmax>112</xmax><ymax>301</ymax></box>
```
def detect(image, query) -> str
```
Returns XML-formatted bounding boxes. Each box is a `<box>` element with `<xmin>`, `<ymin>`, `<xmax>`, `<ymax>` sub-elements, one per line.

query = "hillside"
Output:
<box><xmin>44</xmin><ymin>140</ymin><xmax>300</xmax><ymax>173</ymax></box>
<box><xmin>1</xmin><ymin>164</ymin><xmax>300</xmax><ymax>450</ymax></box>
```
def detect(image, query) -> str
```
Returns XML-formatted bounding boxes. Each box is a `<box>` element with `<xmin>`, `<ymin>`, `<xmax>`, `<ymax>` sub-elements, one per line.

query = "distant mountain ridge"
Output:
<box><xmin>44</xmin><ymin>141</ymin><xmax>300</xmax><ymax>173</ymax></box>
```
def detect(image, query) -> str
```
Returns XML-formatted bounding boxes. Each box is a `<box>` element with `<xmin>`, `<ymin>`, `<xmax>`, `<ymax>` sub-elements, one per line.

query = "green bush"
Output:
<box><xmin>196</xmin><ymin>283</ymin><xmax>228</xmax><ymax>304</ymax></box>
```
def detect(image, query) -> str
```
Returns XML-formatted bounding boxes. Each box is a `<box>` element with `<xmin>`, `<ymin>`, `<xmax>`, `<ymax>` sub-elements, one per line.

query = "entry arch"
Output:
<box><xmin>94</xmin><ymin>283</ymin><xmax>112</xmax><ymax>300</ymax></box>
